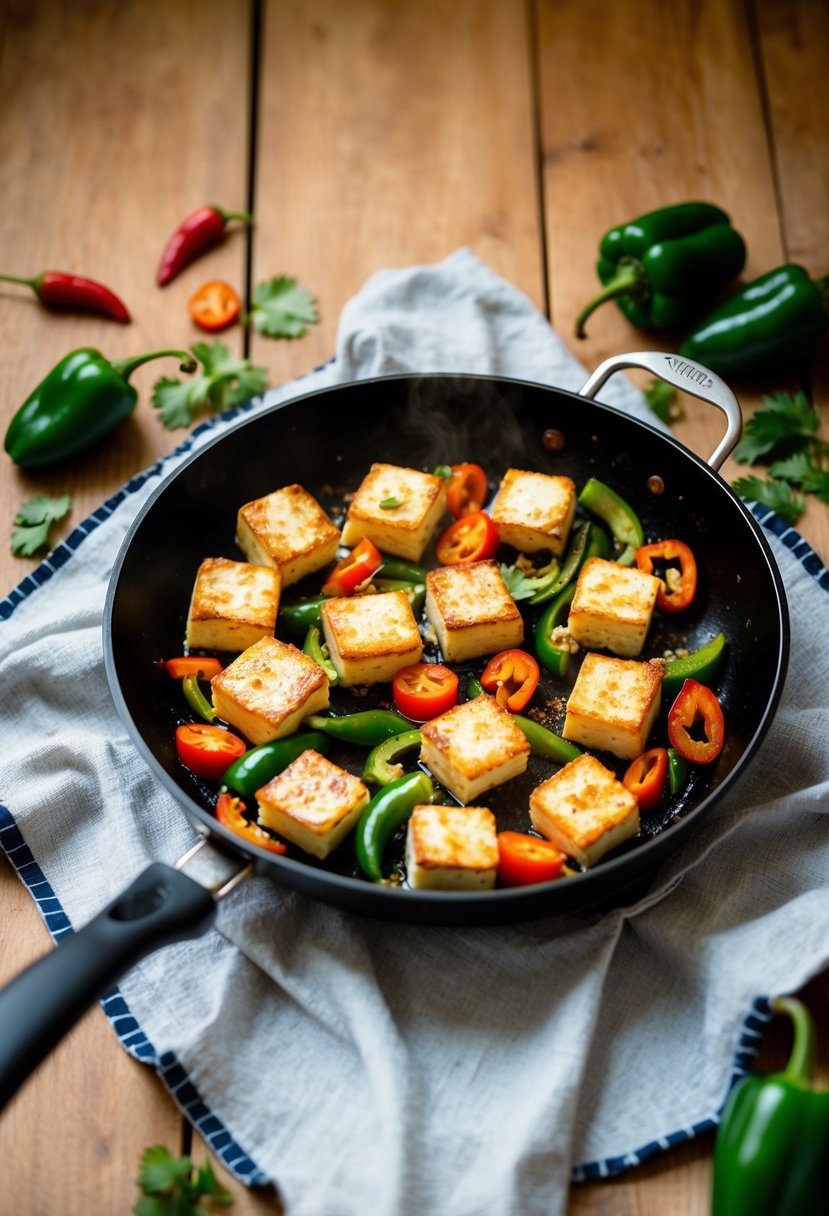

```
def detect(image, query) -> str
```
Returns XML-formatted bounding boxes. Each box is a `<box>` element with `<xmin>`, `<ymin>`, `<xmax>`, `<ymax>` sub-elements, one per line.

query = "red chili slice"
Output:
<box><xmin>435</xmin><ymin>511</ymin><xmax>499</xmax><ymax>565</ymax></box>
<box><xmin>163</xmin><ymin>656</ymin><xmax>224</xmax><ymax>680</ymax></box>
<box><xmin>216</xmin><ymin>792</ymin><xmax>286</xmax><ymax>855</ymax></box>
<box><xmin>497</xmin><ymin>832</ymin><xmax>566</xmax><ymax>887</ymax></box>
<box><xmin>446</xmin><ymin>463</ymin><xmax>488</xmax><ymax>518</ymax></box>
<box><xmin>667</xmin><ymin>678</ymin><xmax>725</xmax><ymax>765</ymax></box>
<box><xmin>175</xmin><ymin>723</ymin><xmax>246</xmax><ymax>782</ymax></box>
<box><xmin>188</xmin><ymin>280</ymin><xmax>242</xmax><ymax>332</ymax></box>
<box><xmin>322</xmin><ymin>538</ymin><xmax>383</xmax><ymax>596</ymax></box>
<box><xmin>480</xmin><ymin>649</ymin><xmax>540</xmax><ymax>713</ymax></box>
<box><xmin>635</xmin><ymin>539</ymin><xmax>698</xmax><ymax>613</ymax></box>
<box><xmin>623</xmin><ymin>747</ymin><xmax>669</xmax><ymax>811</ymax></box>
<box><xmin>392</xmin><ymin>662</ymin><xmax>459</xmax><ymax>721</ymax></box>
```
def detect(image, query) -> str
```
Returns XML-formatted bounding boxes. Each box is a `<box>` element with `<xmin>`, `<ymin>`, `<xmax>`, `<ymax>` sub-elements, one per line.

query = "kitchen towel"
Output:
<box><xmin>2</xmin><ymin>248</ymin><xmax>828</xmax><ymax>1216</ymax></box>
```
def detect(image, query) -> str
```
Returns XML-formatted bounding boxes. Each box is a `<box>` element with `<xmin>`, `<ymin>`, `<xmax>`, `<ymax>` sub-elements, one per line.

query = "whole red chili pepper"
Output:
<box><xmin>156</xmin><ymin>204</ymin><xmax>253</xmax><ymax>286</ymax></box>
<box><xmin>0</xmin><ymin>270</ymin><xmax>130</xmax><ymax>323</ymax></box>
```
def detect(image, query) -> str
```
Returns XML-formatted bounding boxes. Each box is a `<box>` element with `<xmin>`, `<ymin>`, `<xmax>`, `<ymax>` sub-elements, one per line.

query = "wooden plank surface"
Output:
<box><xmin>0</xmin><ymin>0</ymin><xmax>827</xmax><ymax>1212</ymax></box>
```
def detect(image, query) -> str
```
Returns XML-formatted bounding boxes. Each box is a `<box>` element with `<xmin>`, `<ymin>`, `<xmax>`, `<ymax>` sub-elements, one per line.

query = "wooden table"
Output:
<box><xmin>1</xmin><ymin>1</ymin><xmax>827</xmax><ymax>1211</ymax></box>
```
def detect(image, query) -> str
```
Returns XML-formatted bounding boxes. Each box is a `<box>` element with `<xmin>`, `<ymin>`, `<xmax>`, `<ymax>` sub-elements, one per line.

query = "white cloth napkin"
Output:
<box><xmin>2</xmin><ymin>249</ymin><xmax>828</xmax><ymax>1216</ymax></box>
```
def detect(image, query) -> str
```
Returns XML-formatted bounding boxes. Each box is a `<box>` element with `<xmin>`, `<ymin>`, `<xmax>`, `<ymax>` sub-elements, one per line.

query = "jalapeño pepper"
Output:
<box><xmin>712</xmin><ymin>995</ymin><xmax>829</xmax><ymax>1216</ymax></box>
<box><xmin>4</xmin><ymin>347</ymin><xmax>196</xmax><ymax>469</ymax></box>
<box><xmin>679</xmin><ymin>264</ymin><xmax>829</xmax><ymax>376</ymax></box>
<box><xmin>220</xmin><ymin>730</ymin><xmax>330</xmax><ymax>800</ymax></box>
<box><xmin>576</xmin><ymin>202</ymin><xmax>746</xmax><ymax>337</ymax></box>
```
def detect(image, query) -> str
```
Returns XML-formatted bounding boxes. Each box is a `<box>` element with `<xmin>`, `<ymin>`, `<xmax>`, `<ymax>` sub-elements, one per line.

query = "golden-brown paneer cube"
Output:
<box><xmin>185</xmin><ymin>557</ymin><xmax>280</xmax><ymax>652</ymax></box>
<box><xmin>419</xmin><ymin>693</ymin><xmax>530</xmax><ymax>804</ymax></box>
<box><xmin>341</xmin><ymin>462</ymin><xmax>447</xmax><ymax>561</ymax></box>
<box><xmin>210</xmin><ymin>635</ymin><xmax>329</xmax><ymax>745</ymax></box>
<box><xmin>562</xmin><ymin>651</ymin><xmax>663</xmax><ymax>760</ymax></box>
<box><xmin>567</xmin><ymin>557</ymin><xmax>661</xmax><ymax>658</ymax></box>
<box><xmin>320</xmin><ymin>589</ymin><xmax>422</xmax><ymax>686</ymax></box>
<box><xmin>256</xmin><ymin>749</ymin><xmax>370</xmax><ymax>859</ymax></box>
<box><xmin>405</xmin><ymin>804</ymin><xmax>499</xmax><ymax>891</ymax></box>
<box><xmin>424</xmin><ymin>560</ymin><xmax>523</xmax><ymax>663</ymax></box>
<box><xmin>236</xmin><ymin>484</ymin><xmax>340</xmax><ymax>587</ymax></box>
<box><xmin>491</xmin><ymin>468</ymin><xmax>577</xmax><ymax>556</ymax></box>
<box><xmin>529</xmin><ymin>753</ymin><xmax>640</xmax><ymax>868</ymax></box>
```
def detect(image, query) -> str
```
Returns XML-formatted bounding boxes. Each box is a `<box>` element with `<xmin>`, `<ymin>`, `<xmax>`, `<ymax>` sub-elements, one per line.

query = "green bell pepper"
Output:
<box><xmin>220</xmin><ymin>730</ymin><xmax>331</xmax><ymax>800</ymax></box>
<box><xmin>712</xmin><ymin>995</ymin><xmax>829</xmax><ymax>1216</ymax></box>
<box><xmin>575</xmin><ymin>201</ymin><xmax>746</xmax><ymax>337</ymax></box>
<box><xmin>679</xmin><ymin>263</ymin><xmax>829</xmax><ymax>376</ymax></box>
<box><xmin>356</xmin><ymin>770</ymin><xmax>435</xmax><ymax>882</ymax></box>
<box><xmin>302</xmin><ymin>625</ymin><xmax>338</xmax><ymax>684</ymax></box>
<box><xmin>4</xmin><ymin>347</ymin><xmax>196</xmax><ymax>468</ymax></box>
<box><xmin>662</xmin><ymin>632</ymin><xmax>726</xmax><ymax>701</ymax></box>
<box><xmin>578</xmin><ymin>479</ymin><xmax>643</xmax><ymax>565</ymax></box>
<box><xmin>362</xmin><ymin>729</ymin><xmax>422</xmax><ymax>786</ymax></box>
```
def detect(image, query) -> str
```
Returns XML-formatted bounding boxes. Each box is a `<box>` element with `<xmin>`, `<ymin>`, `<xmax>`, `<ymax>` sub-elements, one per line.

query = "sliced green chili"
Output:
<box><xmin>667</xmin><ymin>747</ymin><xmax>689</xmax><ymax>796</ymax></box>
<box><xmin>466</xmin><ymin>677</ymin><xmax>580</xmax><ymax>763</ymax></box>
<box><xmin>304</xmin><ymin>709</ymin><xmax>413</xmax><ymax>746</ymax></box>
<box><xmin>371</xmin><ymin>578</ymin><xmax>426</xmax><ymax>615</ymax></box>
<box><xmin>182</xmin><ymin>674</ymin><xmax>216</xmax><ymax>723</ymax></box>
<box><xmin>376</xmin><ymin>557</ymin><xmax>428</xmax><ymax>584</ymax></box>
<box><xmin>278</xmin><ymin>595</ymin><xmax>330</xmax><ymax>636</ymax></box>
<box><xmin>302</xmin><ymin>624</ymin><xmax>338</xmax><ymax>684</ymax></box>
<box><xmin>662</xmin><ymin>632</ymin><xmax>727</xmax><ymax>701</ymax></box>
<box><xmin>578</xmin><ymin>477</ymin><xmax>644</xmax><ymax>565</ymax></box>
<box><xmin>530</xmin><ymin>520</ymin><xmax>590</xmax><ymax>604</ymax></box>
<box><xmin>363</xmin><ymin>728</ymin><xmax>422</xmax><ymax>786</ymax></box>
<box><xmin>220</xmin><ymin>730</ymin><xmax>331</xmax><ymax>800</ymax></box>
<box><xmin>534</xmin><ymin>585</ymin><xmax>577</xmax><ymax>678</ymax></box>
<box><xmin>356</xmin><ymin>770</ymin><xmax>435</xmax><ymax>882</ymax></box>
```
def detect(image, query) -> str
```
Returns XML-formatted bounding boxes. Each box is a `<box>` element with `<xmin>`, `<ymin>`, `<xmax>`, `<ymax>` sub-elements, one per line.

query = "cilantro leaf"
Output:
<box><xmin>137</xmin><ymin>1146</ymin><xmax>194</xmax><ymax>1196</ymax></box>
<box><xmin>135</xmin><ymin>1146</ymin><xmax>234</xmax><ymax>1214</ymax></box>
<box><xmin>247</xmin><ymin>276</ymin><xmax>319</xmax><ymax>338</ymax></box>
<box><xmin>11</xmin><ymin>494</ymin><xmax>71</xmax><ymax>557</ymax></box>
<box><xmin>769</xmin><ymin>451</ymin><xmax>829</xmax><ymax>501</ymax></box>
<box><xmin>151</xmin><ymin>341</ymin><xmax>269</xmax><ymax>430</ymax></box>
<box><xmin>734</xmin><ymin>390</ymin><xmax>819</xmax><ymax>464</ymax></box>
<box><xmin>643</xmin><ymin>379</ymin><xmax>683</xmax><ymax>426</ymax></box>
<box><xmin>500</xmin><ymin>560</ymin><xmax>560</xmax><ymax>601</ymax></box>
<box><xmin>731</xmin><ymin>475</ymin><xmax>805</xmax><ymax>525</ymax></box>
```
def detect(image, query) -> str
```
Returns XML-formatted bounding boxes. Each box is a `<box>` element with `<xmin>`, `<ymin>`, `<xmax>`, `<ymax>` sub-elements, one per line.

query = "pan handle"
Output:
<box><xmin>578</xmin><ymin>350</ymin><xmax>742</xmax><ymax>471</ymax></box>
<box><xmin>0</xmin><ymin>860</ymin><xmax>218</xmax><ymax>1113</ymax></box>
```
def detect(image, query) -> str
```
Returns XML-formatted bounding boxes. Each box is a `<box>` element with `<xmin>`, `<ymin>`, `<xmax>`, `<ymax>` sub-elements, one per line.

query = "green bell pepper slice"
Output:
<box><xmin>182</xmin><ymin>674</ymin><xmax>216</xmax><ymax>723</ymax></box>
<box><xmin>302</xmin><ymin>625</ymin><xmax>338</xmax><ymax>684</ymax></box>
<box><xmin>466</xmin><ymin>678</ymin><xmax>580</xmax><ymax>765</ymax></box>
<box><xmin>304</xmin><ymin>709</ymin><xmax>413</xmax><ymax>747</ymax></box>
<box><xmin>712</xmin><ymin>995</ymin><xmax>829</xmax><ymax>1216</ymax></box>
<box><xmin>667</xmin><ymin>747</ymin><xmax>689</xmax><ymax>796</ymax></box>
<box><xmin>662</xmin><ymin>632</ymin><xmax>727</xmax><ymax>701</ymax></box>
<box><xmin>356</xmin><ymin>770</ymin><xmax>435</xmax><ymax>882</ymax></box>
<box><xmin>278</xmin><ymin>595</ymin><xmax>331</xmax><ymax>637</ymax></box>
<box><xmin>220</xmin><ymin>730</ymin><xmax>331</xmax><ymax>800</ymax></box>
<box><xmin>362</xmin><ymin>729</ymin><xmax>422</xmax><ymax>786</ymax></box>
<box><xmin>578</xmin><ymin>478</ymin><xmax>643</xmax><ymax>566</ymax></box>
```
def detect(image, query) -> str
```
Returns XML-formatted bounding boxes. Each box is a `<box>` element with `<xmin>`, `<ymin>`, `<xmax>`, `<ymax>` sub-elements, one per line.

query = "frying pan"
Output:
<box><xmin>0</xmin><ymin>352</ymin><xmax>789</xmax><ymax>1109</ymax></box>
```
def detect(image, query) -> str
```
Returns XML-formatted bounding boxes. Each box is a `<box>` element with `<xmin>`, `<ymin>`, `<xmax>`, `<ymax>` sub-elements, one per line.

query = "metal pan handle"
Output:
<box><xmin>578</xmin><ymin>350</ymin><xmax>743</xmax><ymax>472</ymax></box>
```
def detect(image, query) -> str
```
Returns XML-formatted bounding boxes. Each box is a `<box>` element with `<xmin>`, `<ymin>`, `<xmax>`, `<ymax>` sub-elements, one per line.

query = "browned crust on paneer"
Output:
<box><xmin>211</xmin><ymin>636</ymin><xmax>327</xmax><ymax>722</ymax></box>
<box><xmin>237</xmin><ymin>484</ymin><xmax>340</xmax><ymax>564</ymax></box>
<box><xmin>530</xmin><ymin>754</ymin><xmax>639</xmax><ymax>853</ymax></box>
<box><xmin>188</xmin><ymin>558</ymin><xmax>279</xmax><ymax>628</ymax></box>
<box><xmin>321</xmin><ymin>590</ymin><xmax>421</xmax><ymax>660</ymax></box>
<box><xmin>407</xmin><ymin>804</ymin><xmax>498</xmax><ymax>870</ymax></box>
<box><xmin>425</xmin><ymin>561</ymin><xmax>522</xmax><ymax>629</ymax></box>
<box><xmin>566</xmin><ymin>652</ymin><xmax>663</xmax><ymax>729</ymax></box>
<box><xmin>420</xmin><ymin>694</ymin><xmax>530</xmax><ymax>781</ymax></box>
<box><xmin>344</xmin><ymin>462</ymin><xmax>446</xmax><ymax>534</ymax></box>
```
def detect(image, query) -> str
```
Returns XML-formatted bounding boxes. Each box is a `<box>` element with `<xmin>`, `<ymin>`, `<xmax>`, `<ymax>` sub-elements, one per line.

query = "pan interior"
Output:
<box><xmin>105</xmin><ymin>374</ymin><xmax>788</xmax><ymax>923</ymax></box>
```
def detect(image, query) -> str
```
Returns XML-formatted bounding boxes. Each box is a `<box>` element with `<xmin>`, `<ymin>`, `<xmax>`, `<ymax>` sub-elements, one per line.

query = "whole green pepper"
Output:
<box><xmin>220</xmin><ymin>730</ymin><xmax>331</xmax><ymax>800</ymax></box>
<box><xmin>355</xmin><ymin>770</ymin><xmax>435</xmax><ymax>882</ymax></box>
<box><xmin>679</xmin><ymin>264</ymin><xmax>828</xmax><ymax>376</ymax></box>
<box><xmin>712</xmin><ymin>995</ymin><xmax>829</xmax><ymax>1216</ymax></box>
<box><xmin>575</xmin><ymin>202</ymin><xmax>746</xmax><ymax>337</ymax></box>
<box><xmin>4</xmin><ymin>347</ymin><xmax>196</xmax><ymax>468</ymax></box>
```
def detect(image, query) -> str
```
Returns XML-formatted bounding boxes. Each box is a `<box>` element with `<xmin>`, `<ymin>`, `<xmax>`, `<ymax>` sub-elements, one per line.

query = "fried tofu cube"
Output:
<box><xmin>562</xmin><ymin>651</ymin><xmax>663</xmax><ymax>760</ymax></box>
<box><xmin>185</xmin><ymin>557</ymin><xmax>280</xmax><ymax>652</ymax></box>
<box><xmin>256</xmin><ymin>749</ymin><xmax>370</xmax><ymax>859</ymax></box>
<box><xmin>567</xmin><ymin>557</ymin><xmax>661</xmax><ymax>658</ymax></box>
<box><xmin>491</xmin><ymin>468</ymin><xmax>577</xmax><ymax>556</ymax></box>
<box><xmin>405</xmin><ymin>804</ymin><xmax>499</xmax><ymax>891</ymax></box>
<box><xmin>320</xmin><ymin>589</ymin><xmax>422</xmax><ymax>686</ymax></box>
<box><xmin>420</xmin><ymin>693</ymin><xmax>530</xmax><ymax>804</ymax></box>
<box><xmin>424</xmin><ymin>560</ymin><xmax>523</xmax><ymax>663</ymax></box>
<box><xmin>236</xmin><ymin>484</ymin><xmax>340</xmax><ymax>587</ymax></box>
<box><xmin>529</xmin><ymin>753</ymin><xmax>640</xmax><ymax>868</ymax></box>
<box><xmin>210</xmin><ymin>635</ymin><xmax>329</xmax><ymax>745</ymax></box>
<box><xmin>341</xmin><ymin>462</ymin><xmax>448</xmax><ymax>561</ymax></box>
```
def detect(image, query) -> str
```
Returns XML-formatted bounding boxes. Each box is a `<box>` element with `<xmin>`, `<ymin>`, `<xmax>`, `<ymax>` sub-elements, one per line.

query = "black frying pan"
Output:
<box><xmin>0</xmin><ymin>353</ymin><xmax>789</xmax><ymax>1108</ymax></box>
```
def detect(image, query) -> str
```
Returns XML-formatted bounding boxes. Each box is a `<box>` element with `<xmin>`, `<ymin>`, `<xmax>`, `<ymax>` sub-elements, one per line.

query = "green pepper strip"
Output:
<box><xmin>278</xmin><ymin>595</ymin><xmax>331</xmax><ymax>637</ymax></box>
<box><xmin>355</xmin><ymin>771</ymin><xmax>435</xmax><ymax>882</ymax></box>
<box><xmin>578</xmin><ymin>478</ymin><xmax>643</xmax><ymax>566</ymax></box>
<box><xmin>371</xmin><ymin>579</ymin><xmax>426</xmax><ymax>615</ymax></box>
<box><xmin>182</xmin><ymin>674</ymin><xmax>216</xmax><ymax>723</ymax></box>
<box><xmin>662</xmin><ymin>632</ymin><xmax>726</xmax><ymax>701</ymax></box>
<box><xmin>376</xmin><ymin>558</ymin><xmax>428</xmax><ymax>584</ymax></box>
<box><xmin>302</xmin><ymin>625</ymin><xmax>338</xmax><ymax>685</ymax></box>
<box><xmin>667</xmin><ymin>747</ymin><xmax>689</xmax><ymax>796</ymax></box>
<box><xmin>534</xmin><ymin>585</ymin><xmax>577</xmax><ymax>678</ymax></box>
<box><xmin>363</xmin><ymin>729</ymin><xmax>422</xmax><ymax>786</ymax></box>
<box><xmin>530</xmin><ymin>520</ymin><xmax>590</xmax><ymax>605</ymax></box>
<box><xmin>220</xmin><ymin>730</ymin><xmax>331</xmax><ymax>800</ymax></box>
<box><xmin>466</xmin><ymin>678</ymin><xmax>581</xmax><ymax>764</ymax></box>
<box><xmin>712</xmin><ymin>995</ymin><xmax>829</xmax><ymax>1216</ymax></box>
<box><xmin>304</xmin><ymin>709</ymin><xmax>413</xmax><ymax>746</ymax></box>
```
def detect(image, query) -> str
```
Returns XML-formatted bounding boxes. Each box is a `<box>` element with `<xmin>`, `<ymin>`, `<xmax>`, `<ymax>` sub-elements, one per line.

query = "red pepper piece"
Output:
<box><xmin>635</xmin><ymin>539</ymin><xmax>698</xmax><ymax>613</ymax></box>
<box><xmin>623</xmin><ymin>747</ymin><xmax>669</xmax><ymax>811</ymax></box>
<box><xmin>496</xmin><ymin>831</ymin><xmax>566</xmax><ymax>886</ymax></box>
<box><xmin>480</xmin><ymin>649</ymin><xmax>540</xmax><ymax>712</ymax></box>
<box><xmin>667</xmin><ymin>678</ymin><xmax>725</xmax><ymax>764</ymax></box>
<box><xmin>163</xmin><ymin>656</ymin><xmax>224</xmax><ymax>680</ymax></box>
<box><xmin>447</xmin><ymin>463</ymin><xmax>488</xmax><ymax>518</ymax></box>
<box><xmin>435</xmin><ymin>510</ymin><xmax>499</xmax><ymax>564</ymax></box>
<box><xmin>157</xmin><ymin>204</ymin><xmax>253</xmax><ymax>286</ymax></box>
<box><xmin>216</xmin><ymin>793</ymin><xmax>287</xmax><ymax>856</ymax></box>
<box><xmin>322</xmin><ymin>538</ymin><xmax>383</xmax><ymax>596</ymax></box>
<box><xmin>0</xmin><ymin>270</ymin><xmax>130</xmax><ymax>323</ymax></box>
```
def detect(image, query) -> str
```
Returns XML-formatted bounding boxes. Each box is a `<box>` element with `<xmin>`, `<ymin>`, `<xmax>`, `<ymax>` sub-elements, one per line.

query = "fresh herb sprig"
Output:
<box><xmin>151</xmin><ymin>341</ymin><xmax>269</xmax><ymax>430</ymax></box>
<box><xmin>11</xmin><ymin>494</ymin><xmax>72</xmax><ymax>557</ymax></box>
<box><xmin>731</xmin><ymin>390</ymin><xmax>829</xmax><ymax>524</ymax></box>
<box><xmin>247</xmin><ymin>275</ymin><xmax>319</xmax><ymax>338</ymax></box>
<box><xmin>134</xmin><ymin>1145</ymin><xmax>234</xmax><ymax>1215</ymax></box>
